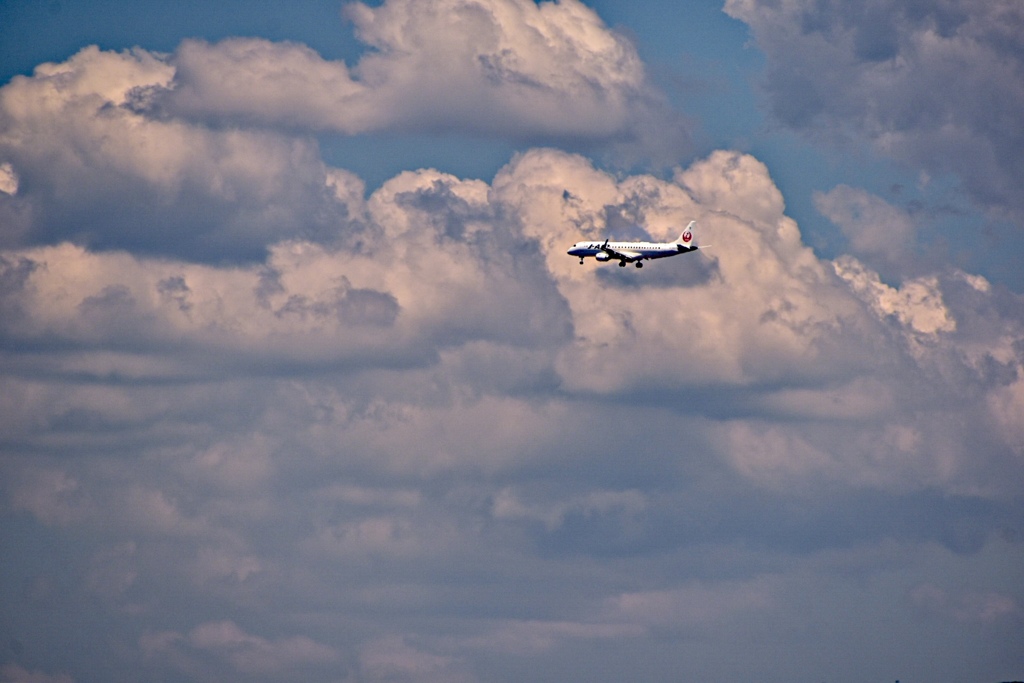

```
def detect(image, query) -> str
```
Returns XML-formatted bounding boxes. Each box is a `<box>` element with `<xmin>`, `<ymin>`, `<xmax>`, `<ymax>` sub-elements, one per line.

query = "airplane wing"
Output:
<box><xmin>600</xmin><ymin>245</ymin><xmax>640</xmax><ymax>262</ymax></box>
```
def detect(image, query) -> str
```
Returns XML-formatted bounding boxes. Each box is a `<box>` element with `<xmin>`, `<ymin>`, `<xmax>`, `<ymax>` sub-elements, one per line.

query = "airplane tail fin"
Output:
<box><xmin>678</xmin><ymin>221</ymin><xmax>699</xmax><ymax>250</ymax></box>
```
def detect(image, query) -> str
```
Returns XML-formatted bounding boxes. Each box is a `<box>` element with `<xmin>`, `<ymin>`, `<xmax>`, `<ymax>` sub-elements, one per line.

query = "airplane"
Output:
<box><xmin>567</xmin><ymin>220</ymin><xmax>702</xmax><ymax>268</ymax></box>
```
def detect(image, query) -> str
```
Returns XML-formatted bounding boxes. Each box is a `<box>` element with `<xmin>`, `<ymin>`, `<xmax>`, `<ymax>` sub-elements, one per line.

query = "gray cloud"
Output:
<box><xmin>814</xmin><ymin>184</ymin><xmax>918</xmax><ymax>276</ymax></box>
<box><xmin>725</xmin><ymin>0</ymin><xmax>1024</xmax><ymax>222</ymax></box>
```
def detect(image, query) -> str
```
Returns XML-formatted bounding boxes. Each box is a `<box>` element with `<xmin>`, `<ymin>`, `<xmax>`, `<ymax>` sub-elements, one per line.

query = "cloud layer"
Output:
<box><xmin>1</xmin><ymin>1</ymin><xmax>1021</xmax><ymax>681</ymax></box>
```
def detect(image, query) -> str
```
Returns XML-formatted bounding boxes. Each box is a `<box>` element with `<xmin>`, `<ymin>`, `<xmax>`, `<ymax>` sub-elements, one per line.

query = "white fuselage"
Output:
<box><xmin>567</xmin><ymin>240</ymin><xmax>690</xmax><ymax>261</ymax></box>
<box><xmin>567</xmin><ymin>222</ymin><xmax>700</xmax><ymax>268</ymax></box>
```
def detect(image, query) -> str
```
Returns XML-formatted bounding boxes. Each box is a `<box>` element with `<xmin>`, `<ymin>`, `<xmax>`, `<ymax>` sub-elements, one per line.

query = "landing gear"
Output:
<box><xmin>635</xmin><ymin>262</ymin><xmax>643</xmax><ymax>268</ymax></box>
<box><xmin>618</xmin><ymin>261</ymin><xmax>626</xmax><ymax>267</ymax></box>
<box><xmin>579</xmin><ymin>258</ymin><xmax>584</xmax><ymax>264</ymax></box>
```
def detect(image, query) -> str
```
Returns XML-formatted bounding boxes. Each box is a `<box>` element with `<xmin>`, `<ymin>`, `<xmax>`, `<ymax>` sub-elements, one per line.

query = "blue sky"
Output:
<box><xmin>1</xmin><ymin>1</ymin><xmax>1022</xmax><ymax>682</ymax></box>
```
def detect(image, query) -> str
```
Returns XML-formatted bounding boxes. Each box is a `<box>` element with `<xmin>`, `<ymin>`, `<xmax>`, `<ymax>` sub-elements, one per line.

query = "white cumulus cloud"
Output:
<box><xmin>163</xmin><ymin>0</ymin><xmax>686</xmax><ymax>156</ymax></box>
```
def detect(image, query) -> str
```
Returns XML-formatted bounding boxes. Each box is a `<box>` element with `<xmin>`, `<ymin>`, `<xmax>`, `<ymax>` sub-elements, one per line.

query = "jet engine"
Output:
<box><xmin>595</xmin><ymin>252</ymin><xmax>611</xmax><ymax>262</ymax></box>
